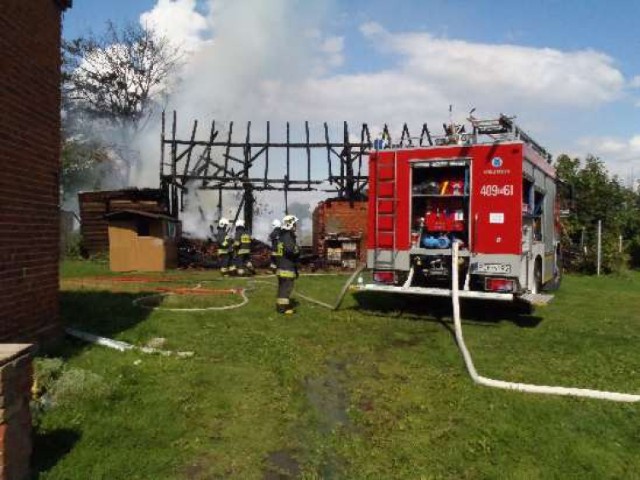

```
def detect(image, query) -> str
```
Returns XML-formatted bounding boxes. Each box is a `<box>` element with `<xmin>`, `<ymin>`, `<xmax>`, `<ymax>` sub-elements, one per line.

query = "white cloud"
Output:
<box><xmin>359</xmin><ymin>21</ymin><xmax>385</xmax><ymax>37</ymax></box>
<box><xmin>139</xmin><ymin>0</ymin><xmax>208</xmax><ymax>52</ymax></box>
<box><xmin>319</xmin><ymin>36</ymin><xmax>344</xmax><ymax>69</ymax></box>
<box><xmin>361</xmin><ymin>22</ymin><xmax>625</xmax><ymax>108</ymax></box>
<box><xmin>629</xmin><ymin>75</ymin><xmax>640</xmax><ymax>89</ymax></box>
<box><xmin>577</xmin><ymin>135</ymin><xmax>640</xmax><ymax>155</ymax></box>
<box><xmin>136</xmin><ymin>4</ymin><xmax>627</xmax><ymax>128</ymax></box>
<box><xmin>575</xmin><ymin>134</ymin><xmax>640</xmax><ymax>177</ymax></box>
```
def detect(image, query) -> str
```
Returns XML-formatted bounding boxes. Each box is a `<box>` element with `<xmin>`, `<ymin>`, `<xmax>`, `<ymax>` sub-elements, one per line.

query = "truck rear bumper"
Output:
<box><xmin>358</xmin><ymin>283</ymin><xmax>514</xmax><ymax>301</ymax></box>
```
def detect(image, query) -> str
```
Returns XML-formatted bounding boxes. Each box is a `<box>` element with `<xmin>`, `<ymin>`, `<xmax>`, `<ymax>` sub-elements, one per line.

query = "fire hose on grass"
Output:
<box><xmin>132</xmin><ymin>285</ymin><xmax>250</xmax><ymax>312</ymax></box>
<box><xmin>449</xmin><ymin>241</ymin><xmax>640</xmax><ymax>403</ymax></box>
<box><xmin>131</xmin><ymin>269</ymin><xmax>364</xmax><ymax>312</ymax></box>
<box><xmin>67</xmin><ymin>270</ymin><xmax>363</xmax><ymax>355</ymax></box>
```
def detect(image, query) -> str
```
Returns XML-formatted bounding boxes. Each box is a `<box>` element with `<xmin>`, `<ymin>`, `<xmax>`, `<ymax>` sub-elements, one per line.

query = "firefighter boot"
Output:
<box><xmin>276</xmin><ymin>298</ymin><xmax>293</xmax><ymax>314</ymax></box>
<box><xmin>246</xmin><ymin>261</ymin><xmax>255</xmax><ymax>275</ymax></box>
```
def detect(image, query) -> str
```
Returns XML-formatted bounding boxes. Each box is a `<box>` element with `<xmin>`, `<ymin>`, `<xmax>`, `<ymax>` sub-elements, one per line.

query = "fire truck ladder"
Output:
<box><xmin>373</xmin><ymin>151</ymin><xmax>398</xmax><ymax>273</ymax></box>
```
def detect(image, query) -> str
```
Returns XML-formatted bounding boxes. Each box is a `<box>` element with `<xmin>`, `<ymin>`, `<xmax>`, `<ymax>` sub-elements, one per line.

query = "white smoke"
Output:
<box><xmin>131</xmin><ymin>0</ymin><xmax>341</xmax><ymax>241</ymax></box>
<box><xmin>138</xmin><ymin>0</ymin><xmax>340</xmax><ymax>123</ymax></box>
<box><xmin>139</xmin><ymin>0</ymin><xmax>209</xmax><ymax>53</ymax></box>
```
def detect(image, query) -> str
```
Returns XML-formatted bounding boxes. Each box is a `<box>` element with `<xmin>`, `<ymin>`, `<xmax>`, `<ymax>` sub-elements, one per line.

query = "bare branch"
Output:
<box><xmin>63</xmin><ymin>21</ymin><xmax>182</xmax><ymax>134</ymax></box>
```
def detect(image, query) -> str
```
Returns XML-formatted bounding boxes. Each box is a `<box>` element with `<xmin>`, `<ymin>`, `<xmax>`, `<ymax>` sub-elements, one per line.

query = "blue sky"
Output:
<box><xmin>64</xmin><ymin>0</ymin><xmax>640</xmax><ymax>76</ymax></box>
<box><xmin>63</xmin><ymin>0</ymin><xmax>640</xmax><ymax>180</ymax></box>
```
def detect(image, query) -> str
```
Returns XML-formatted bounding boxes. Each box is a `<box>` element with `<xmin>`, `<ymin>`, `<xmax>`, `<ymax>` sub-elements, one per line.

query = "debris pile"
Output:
<box><xmin>177</xmin><ymin>237</ymin><xmax>273</xmax><ymax>269</ymax></box>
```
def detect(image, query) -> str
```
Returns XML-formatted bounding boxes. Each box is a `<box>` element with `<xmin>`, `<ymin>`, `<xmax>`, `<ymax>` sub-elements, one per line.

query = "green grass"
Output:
<box><xmin>35</xmin><ymin>263</ymin><xmax>640</xmax><ymax>479</ymax></box>
<box><xmin>60</xmin><ymin>258</ymin><xmax>111</xmax><ymax>278</ymax></box>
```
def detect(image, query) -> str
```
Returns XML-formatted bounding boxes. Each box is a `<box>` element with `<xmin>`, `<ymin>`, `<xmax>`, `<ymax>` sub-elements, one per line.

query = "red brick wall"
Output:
<box><xmin>0</xmin><ymin>1</ymin><xmax>65</xmax><ymax>343</ymax></box>
<box><xmin>312</xmin><ymin>200</ymin><xmax>368</xmax><ymax>261</ymax></box>
<box><xmin>0</xmin><ymin>345</ymin><xmax>34</xmax><ymax>480</ymax></box>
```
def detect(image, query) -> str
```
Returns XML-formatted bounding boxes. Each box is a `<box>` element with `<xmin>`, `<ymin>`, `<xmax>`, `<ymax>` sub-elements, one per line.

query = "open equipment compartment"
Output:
<box><xmin>409</xmin><ymin>158</ymin><xmax>470</xmax><ymax>285</ymax></box>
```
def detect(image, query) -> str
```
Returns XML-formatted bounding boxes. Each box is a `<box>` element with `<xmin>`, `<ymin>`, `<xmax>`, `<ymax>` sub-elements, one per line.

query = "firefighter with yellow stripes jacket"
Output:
<box><xmin>269</xmin><ymin>219</ymin><xmax>282</xmax><ymax>273</ymax></box>
<box><xmin>233</xmin><ymin>219</ymin><xmax>254</xmax><ymax>276</ymax></box>
<box><xmin>275</xmin><ymin>215</ymin><xmax>300</xmax><ymax>314</ymax></box>
<box><xmin>215</xmin><ymin>218</ymin><xmax>234</xmax><ymax>276</ymax></box>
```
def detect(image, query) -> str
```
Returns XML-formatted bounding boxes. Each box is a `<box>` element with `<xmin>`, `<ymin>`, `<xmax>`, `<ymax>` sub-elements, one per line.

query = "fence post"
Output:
<box><xmin>597</xmin><ymin>220</ymin><xmax>602</xmax><ymax>276</ymax></box>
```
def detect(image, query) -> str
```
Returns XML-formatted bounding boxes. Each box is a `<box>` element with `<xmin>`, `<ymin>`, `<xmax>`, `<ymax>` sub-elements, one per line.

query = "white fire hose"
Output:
<box><xmin>132</xmin><ymin>270</ymin><xmax>362</xmax><ymax>312</ymax></box>
<box><xmin>450</xmin><ymin>241</ymin><xmax>640</xmax><ymax>403</ymax></box>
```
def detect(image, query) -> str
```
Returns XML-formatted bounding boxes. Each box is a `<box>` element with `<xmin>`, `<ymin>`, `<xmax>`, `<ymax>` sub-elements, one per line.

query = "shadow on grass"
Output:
<box><xmin>352</xmin><ymin>291</ymin><xmax>543</xmax><ymax>328</ymax></box>
<box><xmin>61</xmin><ymin>290</ymin><xmax>154</xmax><ymax>337</ymax></box>
<box><xmin>31</xmin><ymin>428</ymin><xmax>81</xmax><ymax>476</ymax></box>
<box><xmin>55</xmin><ymin>290</ymin><xmax>156</xmax><ymax>361</ymax></box>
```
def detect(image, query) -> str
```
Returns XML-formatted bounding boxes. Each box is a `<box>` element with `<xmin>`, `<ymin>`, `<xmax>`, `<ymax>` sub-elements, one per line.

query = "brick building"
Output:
<box><xmin>0</xmin><ymin>0</ymin><xmax>71</xmax><ymax>343</ymax></box>
<box><xmin>312</xmin><ymin>199</ymin><xmax>368</xmax><ymax>266</ymax></box>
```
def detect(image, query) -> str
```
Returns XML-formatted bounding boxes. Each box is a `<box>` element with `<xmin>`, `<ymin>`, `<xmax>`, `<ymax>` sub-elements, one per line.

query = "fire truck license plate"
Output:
<box><xmin>477</xmin><ymin>263</ymin><xmax>511</xmax><ymax>273</ymax></box>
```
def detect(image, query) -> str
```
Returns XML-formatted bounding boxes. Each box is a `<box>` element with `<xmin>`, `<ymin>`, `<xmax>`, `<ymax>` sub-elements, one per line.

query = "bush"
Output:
<box><xmin>62</xmin><ymin>231</ymin><xmax>83</xmax><ymax>259</ymax></box>
<box><xmin>33</xmin><ymin>357</ymin><xmax>65</xmax><ymax>394</ymax></box>
<box><xmin>32</xmin><ymin>358</ymin><xmax>114</xmax><ymax>417</ymax></box>
<box><xmin>48</xmin><ymin>367</ymin><xmax>112</xmax><ymax>406</ymax></box>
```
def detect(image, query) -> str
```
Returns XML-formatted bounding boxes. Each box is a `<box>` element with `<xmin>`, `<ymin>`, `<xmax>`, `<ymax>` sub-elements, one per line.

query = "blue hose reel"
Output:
<box><xmin>422</xmin><ymin>235</ymin><xmax>451</xmax><ymax>249</ymax></box>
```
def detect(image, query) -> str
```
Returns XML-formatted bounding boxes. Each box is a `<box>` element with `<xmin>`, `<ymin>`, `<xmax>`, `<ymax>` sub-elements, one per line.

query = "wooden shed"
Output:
<box><xmin>79</xmin><ymin>188</ymin><xmax>168</xmax><ymax>256</ymax></box>
<box><xmin>105</xmin><ymin>210</ymin><xmax>180</xmax><ymax>272</ymax></box>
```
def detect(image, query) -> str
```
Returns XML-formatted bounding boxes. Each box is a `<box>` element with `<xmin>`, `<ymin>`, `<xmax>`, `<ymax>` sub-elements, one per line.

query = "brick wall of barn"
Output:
<box><xmin>0</xmin><ymin>0</ymin><xmax>68</xmax><ymax>344</ymax></box>
<box><xmin>312</xmin><ymin>200</ymin><xmax>368</xmax><ymax>262</ymax></box>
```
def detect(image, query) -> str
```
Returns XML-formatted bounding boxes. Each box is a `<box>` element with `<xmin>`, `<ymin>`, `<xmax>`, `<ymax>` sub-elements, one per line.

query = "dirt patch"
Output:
<box><xmin>263</xmin><ymin>450</ymin><xmax>301</xmax><ymax>479</ymax></box>
<box><xmin>304</xmin><ymin>359</ymin><xmax>350</xmax><ymax>434</ymax></box>
<box><xmin>391</xmin><ymin>335</ymin><xmax>423</xmax><ymax>348</ymax></box>
<box><xmin>180</xmin><ymin>460</ymin><xmax>208</xmax><ymax>479</ymax></box>
<box><xmin>358</xmin><ymin>397</ymin><xmax>375</xmax><ymax>412</ymax></box>
<box><xmin>302</xmin><ymin>358</ymin><xmax>352</xmax><ymax>477</ymax></box>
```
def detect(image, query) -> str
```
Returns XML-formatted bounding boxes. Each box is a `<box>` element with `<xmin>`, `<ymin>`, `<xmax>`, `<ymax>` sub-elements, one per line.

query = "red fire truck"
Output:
<box><xmin>364</xmin><ymin>115</ymin><xmax>561</xmax><ymax>303</ymax></box>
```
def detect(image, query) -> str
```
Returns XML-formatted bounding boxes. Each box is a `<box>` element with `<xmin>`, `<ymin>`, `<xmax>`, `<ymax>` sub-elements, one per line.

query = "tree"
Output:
<box><xmin>556</xmin><ymin>154</ymin><xmax>640</xmax><ymax>273</ymax></box>
<box><xmin>63</xmin><ymin>21</ymin><xmax>181</xmax><ymax>133</ymax></box>
<box><xmin>61</xmin><ymin>21</ymin><xmax>182</xmax><ymax>192</ymax></box>
<box><xmin>60</xmin><ymin>137</ymin><xmax>124</xmax><ymax>209</ymax></box>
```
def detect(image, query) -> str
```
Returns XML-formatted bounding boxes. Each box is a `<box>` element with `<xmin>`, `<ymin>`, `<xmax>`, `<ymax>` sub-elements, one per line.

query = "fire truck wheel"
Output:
<box><xmin>532</xmin><ymin>258</ymin><xmax>543</xmax><ymax>294</ymax></box>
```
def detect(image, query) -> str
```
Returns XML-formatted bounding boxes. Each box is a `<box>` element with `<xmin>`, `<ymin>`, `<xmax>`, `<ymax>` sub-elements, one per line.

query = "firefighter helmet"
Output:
<box><xmin>235</xmin><ymin>219</ymin><xmax>245</xmax><ymax>228</ymax></box>
<box><xmin>218</xmin><ymin>217</ymin><xmax>230</xmax><ymax>228</ymax></box>
<box><xmin>272</xmin><ymin>219</ymin><xmax>281</xmax><ymax>228</ymax></box>
<box><xmin>281</xmin><ymin>215</ymin><xmax>299</xmax><ymax>231</ymax></box>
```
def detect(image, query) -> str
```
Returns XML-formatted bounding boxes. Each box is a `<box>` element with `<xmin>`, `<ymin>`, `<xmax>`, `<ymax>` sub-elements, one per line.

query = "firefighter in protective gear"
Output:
<box><xmin>269</xmin><ymin>219</ymin><xmax>282</xmax><ymax>272</ymax></box>
<box><xmin>233</xmin><ymin>219</ymin><xmax>254</xmax><ymax>276</ymax></box>
<box><xmin>215</xmin><ymin>218</ymin><xmax>234</xmax><ymax>275</ymax></box>
<box><xmin>275</xmin><ymin>215</ymin><xmax>300</xmax><ymax>314</ymax></box>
